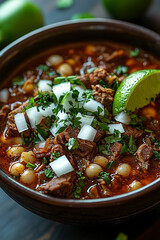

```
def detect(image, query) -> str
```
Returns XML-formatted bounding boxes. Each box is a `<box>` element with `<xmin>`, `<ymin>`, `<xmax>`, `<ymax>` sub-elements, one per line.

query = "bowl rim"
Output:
<box><xmin>0</xmin><ymin>19</ymin><xmax>160</xmax><ymax>208</ymax></box>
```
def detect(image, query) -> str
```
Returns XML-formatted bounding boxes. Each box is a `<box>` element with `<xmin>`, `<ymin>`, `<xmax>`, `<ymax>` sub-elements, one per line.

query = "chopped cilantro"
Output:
<box><xmin>82</xmin><ymin>89</ymin><xmax>93</xmax><ymax>102</ymax></box>
<box><xmin>56</xmin><ymin>0</ymin><xmax>74</xmax><ymax>9</ymax></box>
<box><xmin>38</xmin><ymin>64</ymin><xmax>49</xmax><ymax>71</ymax></box>
<box><xmin>37</xmin><ymin>92</ymin><xmax>57</xmax><ymax>109</ymax></box>
<box><xmin>129</xmin><ymin>112</ymin><xmax>145</xmax><ymax>130</ymax></box>
<box><xmin>153</xmin><ymin>151</ymin><xmax>160</xmax><ymax>159</ymax></box>
<box><xmin>12</xmin><ymin>76</ymin><xmax>24</xmax><ymax>86</ymax></box>
<box><xmin>26</xmin><ymin>162</ymin><xmax>36</xmax><ymax>169</ymax></box>
<box><xmin>120</xmin><ymin>143</ymin><xmax>128</xmax><ymax>154</ymax></box>
<box><xmin>112</xmin><ymin>79</ymin><xmax>120</xmax><ymax>91</ymax></box>
<box><xmin>144</xmin><ymin>129</ymin><xmax>153</xmax><ymax>133</ymax></box>
<box><xmin>128</xmin><ymin>135</ymin><xmax>137</xmax><ymax>155</ymax></box>
<box><xmin>99</xmin><ymin>171</ymin><xmax>110</xmax><ymax>184</ymax></box>
<box><xmin>23</xmin><ymin>97</ymin><xmax>35</xmax><ymax>111</ymax></box>
<box><xmin>43</xmin><ymin>157</ymin><xmax>48</xmax><ymax>165</ymax></box>
<box><xmin>73</xmin><ymin>171</ymin><xmax>86</xmax><ymax>199</ymax></box>
<box><xmin>130</xmin><ymin>48</ymin><xmax>140</xmax><ymax>57</ymax></box>
<box><xmin>106</xmin><ymin>161</ymin><xmax>114</xmax><ymax>169</ymax></box>
<box><xmin>52</xmin><ymin>151</ymin><xmax>61</xmax><ymax>160</ymax></box>
<box><xmin>54</xmin><ymin>75</ymin><xmax>86</xmax><ymax>89</ymax></box>
<box><xmin>99</xmin><ymin>144</ymin><xmax>110</xmax><ymax>155</ymax></box>
<box><xmin>66</xmin><ymin>138</ymin><xmax>79</xmax><ymax>150</ymax></box>
<box><xmin>114</xmin><ymin>65</ymin><xmax>128</xmax><ymax>75</ymax></box>
<box><xmin>44</xmin><ymin>169</ymin><xmax>54</xmax><ymax>178</ymax></box>
<box><xmin>36</xmin><ymin>124</ymin><xmax>49</xmax><ymax>139</ymax></box>
<box><xmin>99</xmin><ymin>79</ymin><xmax>109</xmax><ymax>88</ymax></box>
<box><xmin>105</xmin><ymin>130</ymin><xmax>121</xmax><ymax>144</ymax></box>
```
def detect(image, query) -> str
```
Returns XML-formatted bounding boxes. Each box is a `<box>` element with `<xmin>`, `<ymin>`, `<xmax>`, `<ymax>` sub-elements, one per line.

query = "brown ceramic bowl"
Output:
<box><xmin>0</xmin><ymin>19</ymin><xmax>160</xmax><ymax>225</ymax></box>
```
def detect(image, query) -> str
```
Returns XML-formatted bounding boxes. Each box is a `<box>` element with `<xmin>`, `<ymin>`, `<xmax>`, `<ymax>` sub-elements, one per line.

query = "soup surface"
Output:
<box><xmin>0</xmin><ymin>42</ymin><xmax>160</xmax><ymax>199</ymax></box>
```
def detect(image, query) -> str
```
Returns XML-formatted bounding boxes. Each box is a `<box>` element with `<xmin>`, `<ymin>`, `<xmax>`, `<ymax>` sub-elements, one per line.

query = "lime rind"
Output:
<box><xmin>112</xmin><ymin>69</ymin><xmax>160</xmax><ymax>116</ymax></box>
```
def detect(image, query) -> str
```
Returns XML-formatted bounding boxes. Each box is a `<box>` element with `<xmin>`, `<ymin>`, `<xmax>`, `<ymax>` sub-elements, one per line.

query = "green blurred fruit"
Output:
<box><xmin>101</xmin><ymin>0</ymin><xmax>153</xmax><ymax>20</ymax></box>
<box><xmin>0</xmin><ymin>0</ymin><xmax>44</xmax><ymax>49</ymax></box>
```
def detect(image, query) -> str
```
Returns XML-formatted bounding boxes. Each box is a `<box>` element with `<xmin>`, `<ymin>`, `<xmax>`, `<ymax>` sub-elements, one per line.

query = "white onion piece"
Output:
<box><xmin>76</xmin><ymin>113</ymin><xmax>94</xmax><ymax>127</ymax></box>
<box><xmin>62</xmin><ymin>93</ymin><xmax>78</xmax><ymax>112</ymax></box>
<box><xmin>72</xmin><ymin>85</ymin><xmax>85</xmax><ymax>101</ymax></box>
<box><xmin>50</xmin><ymin>155</ymin><xmax>74</xmax><ymax>177</ymax></box>
<box><xmin>37</xmin><ymin>133</ymin><xmax>45</xmax><ymax>142</ymax></box>
<box><xmin>0</xmin><ymin>88</ymin><xmax>9</xmax><ymax>103</ymax></box>
<box><xmin>83</xmin><ymin>99</ymin><xmax>104</xmax><ymax>116</ymax></box>
<box><xmin>57</xmin><ymin>111</ymin><xmax>68</xmax><ymax>120</ymax></box>
<box><xmin>77</xmin><ymin>124</ymin><xmax>97</xmax><ymax>141</ymax></box>
<box><xmin>108</xmin><ymin>124</ymin><xmax>125</xmax><ymax>134</ymax></box>
<box><xmin>38</xmin><ymin>80</ymin><xmax>52</xmax><ymax>92</ymax></box>
<box><xmin>115</xmin><ymin>111</ymin><xmax>131</xmax><ymax>125</ymax></box>
<box><xmin>39</xmin><ymin>103</ymin><xmax>55</xmax><ymax>117</ymax></box>
<box><xmin>52</xmin><ymin>82</ymin><xmax>71</xmax><ymax>100</ymax></box>
<box><xmin>14</xmin><ymin>113</ymin><xmax>28</xmax><ymax>133</ymax></box>
<box><xmin>26</xmin><ymin>107</ymin><xmax>43</xmax><ymax>128</ymax></box>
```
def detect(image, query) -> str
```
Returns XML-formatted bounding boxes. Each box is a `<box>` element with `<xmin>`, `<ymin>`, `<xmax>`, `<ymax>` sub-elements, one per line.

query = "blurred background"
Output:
<box><xmin>0</xmin><ymin>0</ymin><xmax>160</xmax><ymax>239</ymax></box>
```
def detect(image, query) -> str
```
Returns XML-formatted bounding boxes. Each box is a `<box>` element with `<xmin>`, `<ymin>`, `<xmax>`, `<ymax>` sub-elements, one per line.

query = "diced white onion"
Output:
<box><xmin>14</xmin><ymin>113</ymin><xmax>28</xmax><ymax>133</ymax></box>
<box><xmin>57</xmin><ymin>111</ymin><xmax>68</xmax><ymax>120</ymax></box>
<box><xmin>83</xmin><ymin>99</ymin><xmax>104</xmax><ymax>116</ymax></box>
<box><xmin>76</xmin><ymin>112</ymin><xmax>94</xmax><ymax>127</ymax></box>
<box><xmin>77</xmin><ymin>124</ymin><xmax>97</xmax><ymax>141</ymax></box>
<box><xmin>72</xmin><ymin>85</ymin><xmax>85</xmax><ymax>101</ymax></box>
<box><xmin>115</xmin><ymin>111</ymin><xmax>131</xmax><ymax>125</ymax></box>
<box><xmin>38</xmin><ymin>80</ymin><xmax>52</xmax><ymax>92</ymax></box>
<box><xmin>37</xmin><ymin>133</ymin><xmax>45</xmax><ymax>142</ymax></box>
<box><xmin>0</xmin><ymin>88</ymin><xmax>9</xmax><ymax>103</ymax></box>
<box><xmin>52</xmin><ymin>82</ymin><xmax>71</xmax><ymax>100</ymax></box>
<box><xmin>50</xmin><ymin>155</ymin><xmax>74</xmax><ymax>177</ymax></box>
<box><xmin>39</xmin><ymin>103</ymin><xmax>55</xmax><ymax>117</ymax></box>
<box><xmin>62</xmin><ymin>92</ymin><xmax>78</xmax><ymax>112</ymax></box>
<box><xmin>108</xmin><ymin>124</ymin><xmax>125</xmax><ymax>134</ymax></box>
<box><xmin>26</xmin><ymin>106</ymin><xmax>43</xmax><ymax>128</ymax></box>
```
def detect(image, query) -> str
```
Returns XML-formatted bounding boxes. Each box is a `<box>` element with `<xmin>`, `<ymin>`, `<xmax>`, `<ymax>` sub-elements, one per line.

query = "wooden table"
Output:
<box><xmin>0</xmin><ymin>0</ymin><xmax>160</xmax><ymax>239</ymax></box>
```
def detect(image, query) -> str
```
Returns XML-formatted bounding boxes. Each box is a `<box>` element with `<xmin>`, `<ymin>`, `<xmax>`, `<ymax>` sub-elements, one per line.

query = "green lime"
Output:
<box><xmin>0</xmin><ymin>0</ymin><xmax>43</xmax><ymax>49</ymax></box>
<box><xmin>112</xmin><ymin>69</ymin><xmax>160</xmax><ymax>116</ymax></box>
<box><xmin>101</xmin><ymin>0</ymin><xmax>152</xmax><ymax>20</ymax></box>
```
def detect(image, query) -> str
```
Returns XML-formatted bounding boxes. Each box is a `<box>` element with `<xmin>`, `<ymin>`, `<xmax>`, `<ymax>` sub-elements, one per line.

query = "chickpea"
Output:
<box><xmin>86</xmin><ymin>163</ymin><xmax>102</xmax><ymax>179</ymax></box>
<box><xmin>20</xmin><ymin>169</ymin><xmax>35</xmax><ymax>184</ymax></box>
<box><xmin>20</xmin><ymin>151</ymin><xmax>36</xmax><ymax>164</ymax></box>
<box><xmin>47</xmin><ymin>54</ymin><xmax>63</xmax><ymax>66</ymax></box>
<box><xmin>116</xmin><ymin>163</ymin><xmax>131</xmax><ymax>177</ymax></box>
<box><xmin>10</xmin><ymin>163</ymin><xmax>25</xmax><ymax>177</ymax></box>
<box><xmin>129</xmin><ymin>180</ymin><xmax>142</xmax><ymax>191</ymax></box>
<box><xmin>7</xmin><ymin>147</ymin><xmax>25</xmax><ymax>159</ymax></box>
<box><xmin>85</xmin><ymin>45</ymin><xmax>95</xmax><ymax>55</ymax></box>
<box><xmin>141</xmin><ymin>107</ymin><xmax>157</xmax><ymax>119</ymax></box>
<box><xmin>93</xmin><ymin>156</ymin><xmax>108</xmax><ymax>168</ymax></box>
<box><xmin>57</xmin><ymin>63</ymin><xmax>73</xmax><ymax>76</ymax></box>
<box><xmin>66</xmin><ymin>59</ymin><xmax>75</xmax><ymax>65</ymax></box>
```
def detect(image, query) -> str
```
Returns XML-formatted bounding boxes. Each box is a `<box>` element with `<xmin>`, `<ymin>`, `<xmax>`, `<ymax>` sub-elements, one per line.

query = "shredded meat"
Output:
<box><xmin>92</xmin><ymin>84</ymin><xmax>114</xmax><ymax>111</ymax></box>
<box><xmin>78</xmin><ymin>67</ymin><xmax>117</xmax><ymax>88</ymax></box>
<box><xmin>110</xmin><ymin>142</ymin><xmax>123</xmax><ymax>160</ymax></box>
<box><xmin>33</xmin><ymin>138</ymin><xmax>55</xmax><ymax>159</ymax></box>
<box><xmin>40</xmin><ymin>172</ymin><xmax>76</xmax><ymax>197</ymax></box>
<box><xmin>123</xmin><ymin>124</ymin><xmax>143</xmax><ymax>139</ymax></box>
<box><xmin>0</xmin><ymin>105</ymin><xmax>10</xmax><ymax>127</ymax></box>
<box><xmin>104</xmin><ymin>50</ymin><xmax>125</xmax><ymax>62</ymax></box>
<box><xmin>6</xmin><ymin>101</ymin><xmax>28</xmax><ymax>137</ymax></box>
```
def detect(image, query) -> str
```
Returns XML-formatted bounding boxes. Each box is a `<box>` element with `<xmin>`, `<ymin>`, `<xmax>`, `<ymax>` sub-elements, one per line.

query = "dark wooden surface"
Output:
<box><xmin>0</xmin><ymin>0</ymin><xmax>160</xmax><ymax>239</ymax></box>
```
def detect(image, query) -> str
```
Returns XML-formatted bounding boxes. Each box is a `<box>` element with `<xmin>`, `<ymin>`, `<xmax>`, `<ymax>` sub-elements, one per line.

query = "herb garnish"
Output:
<box><xmin>66</xmin><ymin>138</ymin><xmax>79</xmax><ymax>150</ymax></box>
<box><xmin>44</xmin><ymin>169</ymin><xmax>54</xmax><ymax>178</ymax></box>
<box><xmin>106</xmin><ymin>161</ymin><xmax>114</xmax><ymax>170</ymax></box>
<box><xmin>73</xmin><ymin>171</ymin><xmax>86</xmax><ymax>199</ymax></box>
<box><xmin>130</xmin><ymin>48</ymin><xmax>140</xmax><ymax>57</ymax></box>
<box><xmin>128</xmin><ymin>135</ymin><xmax>137</xmax><ymax>155</ymax></box>
<box><xmin>26</xmin><ymin>162</ymin><xmax>36</xmax><ymax>169</ymax></box>
<box><xmin>114</xmin><ymin>65</ymin><xmax>128</xmax><ymax>75</ymax></box>
<box><xmin>12</xmin><ymin>76</ymin><xmax>24</xmax><ymax>86</ymax></box>
<box><xmin>52</xmin><ymin>151</ymin><xmax>61</xmax><ymax>160</ymax></box>
<box><xmin>99</xmin><ymin>171</ymin><xmax>110</xmax><ymax>184</ymax></box>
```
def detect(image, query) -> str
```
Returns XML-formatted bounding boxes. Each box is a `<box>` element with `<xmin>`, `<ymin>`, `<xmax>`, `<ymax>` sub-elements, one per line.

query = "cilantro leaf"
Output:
<box><xmin>114</xmin><ymin>65</ymin><xmax>128</xmax><ymax>75</ymax></box>
<box><xmin>52</xmin><ymin>151</ymin><xmax>61</xmax><ymax>160</ymax></box>
<box><xmin>106</xmin><ymin>161</ymin><xmax>114</xmax><ymax>169</ymax></box>
<box><xmin>36</xmin><ymin>124</ymin><xmax>49</xmax><ymax>139</ymax></box>
<box><xmin>73</xmin><ymin>171</ymin><xmax>86</xmax><ymax>199</ymax></box>
<box><xmin>26</xmin><ymin>162</ymin><xmax>36</xmax><ymax>169</ymax></box>
<box><xmin>128</xmin><ymin>135</ymin><xmax>137</xmax><ymax>155</ymax></box>
<box><xmin>66</xmin><ymin>138</ymin><xmax>79</xmax><ymax>150</ymax></box>
<box><xmin>99</xmin><ymin>171</ymin><xmax>110</xmax><ymax>184</ymax></box>
<box><xmin>44</xmin><ymin>169</ymin><xmax>54</xmax><ymax>178</ymax></box>
<box><xmin>105</xmin><ymin>130</ymin><xmax>121</xmax><ymax>144</ymax></box>
<box><xmin>12</xmin><ymin>76</ymin><xmax>24</xmax><ymax>86</ymax></box>
<box><xmin>130</xmin><ymin>48</ymin><xmax>140</xmax><ymax>57</ymax></box>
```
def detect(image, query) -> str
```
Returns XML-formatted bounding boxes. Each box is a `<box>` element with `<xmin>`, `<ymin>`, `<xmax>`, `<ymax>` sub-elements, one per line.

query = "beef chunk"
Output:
<box><xmin>6</xmin><ymin>102</ymin><xmax>28</xmax><ymax>137</ymax></box>
<box><xmin>63</xmin><ymin>126</ymin><xmax>79</xmax><ymax>141</ymax></box>
<box><xmin>78</xmin><ymin>67</ymin><xmax>117</xmax><ymax>88</ymax></box>
<box><xmin>110</xmin><ymin>142</ymin><xmax>123</xmax><ymax>159</ymax></box>
<box><xmin>136</xmin><ymin>143</ymin><xmax>153</xmax><ymax>163</ymax></box>
<box><xmin>94</xmin><ymin>130</ymin><xmax>105</xmax><ymax>142</ymax></box>
<box><xmin>123</xmin><ymin>124</ymin><xmax>143</xmax><ymax>139</ymax></box>
<box><xmin>145</xmin><ymin>120</ymin><xmax>160</xmax><ymax>132</ymax></box>
<box><xmin>41</xmin><ymin>172</ymin><xmax>76</xmax><ymax>197</ymax></box>
<box><xmin>33</xmin><ymin>138</ymin><xmax>55</xmax><ymax>159</ymax></box>
<box><xmin>92</xmin><ymin>84</ymin><xmax>114</xmax><ymax>111</ymax></box>
<box><xmin>0</xmin><ymin>105</ymin><xmax>10</xmax><ymax>127</ymax></box>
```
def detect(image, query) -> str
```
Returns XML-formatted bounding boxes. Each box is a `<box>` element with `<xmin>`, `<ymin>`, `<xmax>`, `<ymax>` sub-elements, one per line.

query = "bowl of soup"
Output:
<box><xmin>0</xmin><ymin>19</ymin><xmax>160</xmax><ymax>225</ymax></box>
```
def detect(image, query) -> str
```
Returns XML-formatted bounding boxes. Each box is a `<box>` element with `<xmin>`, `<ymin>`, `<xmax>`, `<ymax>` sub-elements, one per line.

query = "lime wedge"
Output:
<box><xmin>112</xmin><ymin>69</ymin><xmax>160</xmax><ymax>116</ymax></box>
